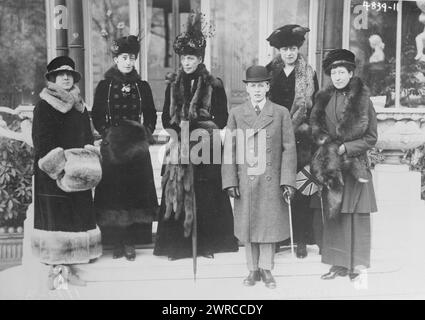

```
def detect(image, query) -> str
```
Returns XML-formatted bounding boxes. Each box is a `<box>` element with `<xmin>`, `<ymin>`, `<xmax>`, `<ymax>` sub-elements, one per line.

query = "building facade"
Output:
<box><xmin>39</xmin><ymin>0</ymin><xmax>425</xmax><ymax>111</ymax></box>
<box><xmin>0</xmin><ymin>0</ymin><xmax>424</xmax><ymax>110</ymax></box>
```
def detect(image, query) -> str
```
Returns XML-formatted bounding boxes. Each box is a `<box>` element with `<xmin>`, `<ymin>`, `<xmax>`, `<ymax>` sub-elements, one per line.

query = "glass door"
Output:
<box><xmin>145</xmin><ymin>0</ymin><xmax>200</xmax><ymax>112</ymax></box>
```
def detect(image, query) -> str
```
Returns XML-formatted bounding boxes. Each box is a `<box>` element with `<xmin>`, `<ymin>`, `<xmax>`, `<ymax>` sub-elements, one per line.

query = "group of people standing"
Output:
<box><xmin>30</xmin><ymin>12</ymin><xmax>377</xmax><ymax>291</ymax></box>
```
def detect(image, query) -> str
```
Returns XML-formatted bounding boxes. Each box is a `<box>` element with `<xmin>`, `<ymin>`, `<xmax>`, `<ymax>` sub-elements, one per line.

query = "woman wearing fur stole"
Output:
<box><xmin>266</xmin><ymin>25</ymin><xmax>319</xmax><ymax>258</ymax></box>
<box><xmin>32</xmin><ymin>56</ymin><xmax>102</xmax><ymax>289</ymax></box>
<box><xmin>154</xmin><ymin>12</ymin><xmax>239</xmax><ymax>260</ymax></box>
<box><xmin>91</xmin><ymin>36</ymin><xmax>158</xmax><ymax>261</ymax></box>
<box><xmin>309</xmin><ymin>49</ymin><xmax>378</xmax><ymax>281</ymax></box>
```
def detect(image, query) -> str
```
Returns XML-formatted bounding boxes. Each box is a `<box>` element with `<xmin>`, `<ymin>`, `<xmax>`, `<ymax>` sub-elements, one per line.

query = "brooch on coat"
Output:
<box><xmin>121</xmin><ymin>84</ymin><xmax>131</xmax><ymax>97</ymax></box>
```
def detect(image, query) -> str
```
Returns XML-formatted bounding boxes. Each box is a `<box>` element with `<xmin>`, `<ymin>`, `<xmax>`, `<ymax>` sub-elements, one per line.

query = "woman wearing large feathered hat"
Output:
<box><xmin>154</xmin><ymin>11</ymin><xmax>238</xmax><ymax>260</ymax></box>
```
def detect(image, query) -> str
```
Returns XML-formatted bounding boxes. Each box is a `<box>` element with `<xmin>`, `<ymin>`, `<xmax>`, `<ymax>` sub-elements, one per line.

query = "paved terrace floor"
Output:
<box><xmin>1</xmin><ymin>145</ymin><xmax>425</xmax><ymax>300</ymax></box>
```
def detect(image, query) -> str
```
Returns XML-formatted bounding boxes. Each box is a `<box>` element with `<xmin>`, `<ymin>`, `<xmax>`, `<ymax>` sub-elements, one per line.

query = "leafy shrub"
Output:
<box><xmin>0</xmin><ymin>118</ymin><xmax>33</xmax><ymax>229</ymax></box>
<box><xmin>405</xmin><ymin>145</ymin><xmax>425</xmax><ymax>200</ymax></box>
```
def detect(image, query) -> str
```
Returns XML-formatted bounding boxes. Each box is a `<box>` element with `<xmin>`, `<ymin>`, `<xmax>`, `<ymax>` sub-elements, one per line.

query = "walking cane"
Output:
<box><xmin>284</xmin><ymin>190</ymin><xmax>295</xmax><ymax>258</ymax></box>
<box><xmin>192</xmin><ymin>194</ymin><xmax>197</xmax><ymax>282</ymax></box>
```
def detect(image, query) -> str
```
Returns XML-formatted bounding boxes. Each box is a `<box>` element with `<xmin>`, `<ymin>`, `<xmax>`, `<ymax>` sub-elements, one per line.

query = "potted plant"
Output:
<box><xmin>0</xmin><ymin>115</ymin><xmax>33</xmax><ymax>270</ymax></box>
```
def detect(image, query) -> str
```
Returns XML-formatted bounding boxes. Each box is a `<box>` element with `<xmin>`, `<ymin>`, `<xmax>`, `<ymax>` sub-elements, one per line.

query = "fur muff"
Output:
<box><xmin>57</xmin><ymin>147</ymin><xmax>102</xmax><ymax>192</ymax></box>
<box><xmin>31</xmin><ymin>226</ymin><xmax>102</xmax><ymax>265</ymax></box>
<box><xmin>100</xmin><ymin>120</ymin><xmax>149</xmax><ymax>165</ymax></box>
<box><xmin>311</xmin><ymin>141</ymin><xmax>344</xmax><ymax>218</ymax></box>
<box><xmin>39</xmin><ymin>146</ymin><xmax>102</xmax><ymax>192</ymax></box>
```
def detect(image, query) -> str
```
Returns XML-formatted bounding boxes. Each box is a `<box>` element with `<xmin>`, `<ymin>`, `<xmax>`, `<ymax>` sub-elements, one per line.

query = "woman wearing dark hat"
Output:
<box><xmin>309</xmin><ymin>49</ymin><xmax>378</xmax><ymax>280</ymax></box>
<box><xmin>91</xmin><ymin>35</ymin><xmax>158</xmax><ymax>261</ymax></box>
<box><xmin>32</xmin><ymin>56</ymin><xmax>102</xmax><ymax>289</ymax></box>
<box><xmin>266</xmin><ymin>24</ymin><xmax>319</xmax><ymax>258</ymax></box>
<box><xmin>154</xmin><ymin>12</ymin><xmax>239</xmax><ymax>260</ymax></box>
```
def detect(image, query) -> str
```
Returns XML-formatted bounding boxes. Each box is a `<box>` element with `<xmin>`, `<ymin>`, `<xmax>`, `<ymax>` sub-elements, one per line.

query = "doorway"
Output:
<box><xmin>145</xmin><ymin>0</ymin><xmax>201</xmax><ymax>111</ymax></box>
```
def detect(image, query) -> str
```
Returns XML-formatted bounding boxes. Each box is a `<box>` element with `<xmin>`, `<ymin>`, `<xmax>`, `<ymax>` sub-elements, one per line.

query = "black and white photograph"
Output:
<box><xmin>1</xmin><ymin>0</ymin><xmax>425</xmax><ymax>303</ymax></box>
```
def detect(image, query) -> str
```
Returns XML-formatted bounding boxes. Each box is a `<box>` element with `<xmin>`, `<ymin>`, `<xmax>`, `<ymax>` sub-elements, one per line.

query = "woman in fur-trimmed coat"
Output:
<box><xmin>32</xmin><ymin>56</ymin><xmax>102</xmax><ymax>289</ymax></box>
<box><xmin>153</xmin><ymin>63</ymin><xmax>239</xmax><ymax>260</ymax></box>
<box><xmin>91</xmin><ymin>36</ymin><xmax>158</xmax><ymax>261</ymax></box>
<box><xmin>309</xmin><ymin>49</ymin><xmax>378</xmax><ymax>281</ymax></box>
<box><xmin>154</xmin><ymin>13</ymin><xmax>238</xmax><ymax>260</ymax></box>
<box><xmin>266</xmin><ymin>24</ymin><xmax>319</xmax><ymax>258</ymax></box>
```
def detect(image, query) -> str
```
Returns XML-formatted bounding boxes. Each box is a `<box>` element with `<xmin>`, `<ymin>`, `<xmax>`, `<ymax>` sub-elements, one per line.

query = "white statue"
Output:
<box><xmin>415</xmin><ymin>0</ymin><xmax>425</xmax><ymax>62</ymax></box>
<box><xmin>369</xmin><ymin>34</ymin><xmax>385</xmax><ymax>63</ymax></box>
<box><xmin>0</xmin><ymin>105</ymin><xmax>34</xmax><ymax>147</ymax></box>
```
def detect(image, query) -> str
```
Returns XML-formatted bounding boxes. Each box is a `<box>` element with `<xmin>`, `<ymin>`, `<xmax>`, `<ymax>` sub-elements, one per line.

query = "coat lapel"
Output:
<box><xmin>254</xmin><ymin>100</ymin><xmax>274</xmax><ymax>131</ymax></box>
<box><xmin>325</xmin><ymin>93</ymin><xmax>339</xmax><ymax>128</ymax></box>
<box><xmin>241</xmin><ymin>101</ymin><xmax>258</xmax><ymax>128</ymax></box>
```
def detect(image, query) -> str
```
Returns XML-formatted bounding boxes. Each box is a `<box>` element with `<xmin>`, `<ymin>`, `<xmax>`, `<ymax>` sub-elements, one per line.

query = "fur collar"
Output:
<box><xmin>39</xmin><ymin>82</ymin><xmax>85</xmax><ymax>114</ymax></box>
<box><xmin>310</xmin><ymin>77</ymin><xmax>371</xmax><ymax>144</ymax></box>
<box><xmin>268</xmin><ymin>54</ymin><xmax>315</xmax><ymax>129</ymax></box>
<box><xmin>169</xmin><ymin>64</ymin><xmax>222</xmax><ymax>125</ymax></box>
<box><xmin>104</xmin><ymin>66</ymin><xmax>141</xmax><ymax>83</ymax></box>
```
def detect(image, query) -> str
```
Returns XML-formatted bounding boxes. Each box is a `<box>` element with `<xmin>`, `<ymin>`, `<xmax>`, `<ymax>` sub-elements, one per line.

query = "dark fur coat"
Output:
<box><xmin>155</xmin><ymin>65</ymin><xmax>238</xmax><ymax>259</ymax></box>
<box><xmin>267</xmin><ymin>54</ymin><xmax>319</xmax><ymax>172</ymax></box>
<box><xmin>92</xmin><ymin>67</ymin><xmax>158</xmax><ymax>230</ymax></box>
<box><xmin>310</xmin><ymin>77</ymin><xmax>373</xmax><ymax>218</ymax></box>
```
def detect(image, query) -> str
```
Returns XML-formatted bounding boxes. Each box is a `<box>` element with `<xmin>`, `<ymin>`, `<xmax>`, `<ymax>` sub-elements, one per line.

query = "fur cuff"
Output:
<box><xmin>31</xmin><ymin>227</ymin><xmax>102</xmax><ymax>265</ymax></box>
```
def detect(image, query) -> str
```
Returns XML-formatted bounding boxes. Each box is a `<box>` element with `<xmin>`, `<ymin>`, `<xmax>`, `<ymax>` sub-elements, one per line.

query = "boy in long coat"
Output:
<box><xmin>222</xmin><ymin>65</ymin><xmax>297</xmax><ymax>289</ymax></box>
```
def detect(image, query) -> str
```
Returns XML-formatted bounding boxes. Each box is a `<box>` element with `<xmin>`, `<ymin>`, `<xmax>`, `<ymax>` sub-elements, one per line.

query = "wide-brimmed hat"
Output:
<box><xmin>243</xmin><ymin>65</ymin><xmax>272</xmax><ymax>83</ymax></box>
<box><xmin>267</xmin><ymin>24</ymin><xmax>310</xmax><ymax>49</ymax></box>
<box><xmin>45</xmin><ymin>56</ymin><xmax>81</xmax><ymax>83</ymax></box>
<box><xmin>110</xmin><ymin>35</ymin><xmax>140</xmax><ymax>57</ymax></box>
<box><xmin>323</xmin><ymin>49</ymin><xmax>356</xmax><ymax>75</ymax></box>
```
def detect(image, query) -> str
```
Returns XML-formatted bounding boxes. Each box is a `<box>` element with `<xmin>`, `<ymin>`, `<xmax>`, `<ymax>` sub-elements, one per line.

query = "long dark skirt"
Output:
<box><xmin>154</xmin><ymin>176</ymin><xmax>239</xmax><ymax>259</ymax></box>
<box><xmin>94</xmin><ymin>150</ymin><xmax>158</xmax><ymax>246</ymax></box>
<box><xmin>315</xmin><ymin>210</ymin><xmax>371</xmax><ymax>270</ymax></box>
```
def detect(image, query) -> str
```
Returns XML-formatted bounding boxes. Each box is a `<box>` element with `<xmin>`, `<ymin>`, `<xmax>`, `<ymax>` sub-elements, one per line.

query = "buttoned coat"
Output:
<box><xmin>222</xmin><ymin>99</ymin><xmax>297</xmax><ymax>243</ymax></box>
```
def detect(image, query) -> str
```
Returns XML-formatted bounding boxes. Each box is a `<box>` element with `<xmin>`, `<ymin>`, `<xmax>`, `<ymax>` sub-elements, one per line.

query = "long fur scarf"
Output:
<box><xmin>269</xmin><ymin>54</ymin><xmax>315</xmax><ymax>129</ymax></box>
<box><xmin>163</xmin><ymin>64</ymin><xmax>221</xmax><ymax>237</ymax></box>
<box><xmin>169</xmin><ymin>63</ymin><xmax>222</xmax><ymax>125</ymax></box>
<box><xmin>310</xmin><ymin>77</ymin><xmax>371</xmax><ymax>145</ymax></box>
<box><xmin>104</xmin><ymin>66</ymin><xmax>141</xmax><ymax>83</ymax></box>
<box><xmin>39</xmin><ymin>82</ymin><xmax>85</xmax><ymax>114</ymax></box>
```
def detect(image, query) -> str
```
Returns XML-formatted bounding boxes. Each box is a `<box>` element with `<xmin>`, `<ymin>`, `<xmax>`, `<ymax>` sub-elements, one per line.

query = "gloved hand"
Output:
<box><xmin>338</xmin><ymin>144</ymin><xmax>346</xmax><ymax>155</ymax></box>
<box><xmin>282</xmin><ymin>185</ymin><xmax>296</xmax><ymax>203</ymax></box>
<box><xmin>226</xmin><ymin>187</ymin><xmax>240</xmax><ymax>199</ymax></box>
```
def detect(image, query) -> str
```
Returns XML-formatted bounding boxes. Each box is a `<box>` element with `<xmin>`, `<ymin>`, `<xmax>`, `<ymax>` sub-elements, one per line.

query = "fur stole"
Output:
<box><xmin>169</xmin><ymin>63</ymin><xmax>222</xmax><ymax>125</ymax></box>
<box><xmin>39</xmin><ymin>82</ymin><xmax>85</xmax><ymax>114</ymax></box>
<box><xmin>163</xmin><ymin>64</ymin><xmax>221</xmax><ymax>237</ymax></box>
<box><xmin>162</xmin><ymin>143</ymin><xmax>196</xmax><ymax>238</ymax></box>
<box><xmin>269</xmin><ymin>54</ymin><xmax>315</xmax><ymax>129</ymax></box>
<box><xmin>310</xmin><ymin>77</ymin><xmax>371</xmax><ymax>145</ymax></box>
<box><xmin>104</xmin><ymin>66</ymin><xmax>141</xmax><ymax>83</ymax></box>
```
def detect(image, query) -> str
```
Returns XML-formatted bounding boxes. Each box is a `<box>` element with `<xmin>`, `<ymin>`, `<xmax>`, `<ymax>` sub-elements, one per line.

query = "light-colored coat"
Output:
<box><xmin>222</xmin><ymin>99</ymin><xmax>297</xmax><ymax>243</ymax></box>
